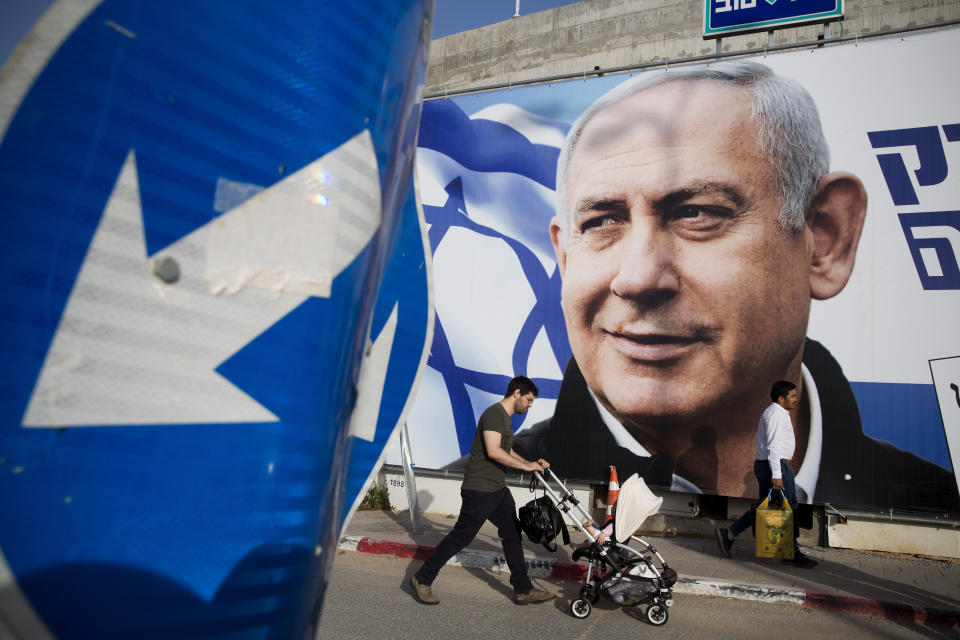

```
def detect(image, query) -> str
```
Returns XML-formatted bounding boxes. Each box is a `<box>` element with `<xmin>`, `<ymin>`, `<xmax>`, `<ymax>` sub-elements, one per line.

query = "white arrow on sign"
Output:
<box><xmin>23</xmin><ymin>130</ymin><xmax>382</xmax><ymax>427</ymax></box>
<box><xmin>349</xmin><ymin>302</ymin><xmax>399</xmax><ymax>442</ymax></box>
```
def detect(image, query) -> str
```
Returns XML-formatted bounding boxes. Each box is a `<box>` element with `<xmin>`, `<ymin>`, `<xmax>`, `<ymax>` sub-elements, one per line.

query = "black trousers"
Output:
<box><xmin>415</xmin><ymin>487</ymin><xmax>532</xmax><ymax>594</ymax></box>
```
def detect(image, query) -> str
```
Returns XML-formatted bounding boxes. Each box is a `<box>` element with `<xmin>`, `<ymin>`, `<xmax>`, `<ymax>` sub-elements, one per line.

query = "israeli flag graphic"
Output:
<box><xmin>401</xmin><ymin>100</ymin><xmax>573</xmax><ymax>468</ymax></box>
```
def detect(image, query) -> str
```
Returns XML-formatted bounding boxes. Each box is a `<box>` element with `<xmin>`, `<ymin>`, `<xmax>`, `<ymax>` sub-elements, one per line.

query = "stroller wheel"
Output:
<box><xmin>570</xmin><ymin>598</ymin><xmax>592</xmax><ymax>619</ymax></box>
<box><xmin>645</xmin><ymin>603</ymin><xmax>669</xmax><ymax>626</ymax></box>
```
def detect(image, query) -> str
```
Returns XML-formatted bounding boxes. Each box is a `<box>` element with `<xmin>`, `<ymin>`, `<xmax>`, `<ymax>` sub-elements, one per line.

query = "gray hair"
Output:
<box><xmin>555</xmin><ymin>60</ymin><xmax>829</xmax><ymax>240</ymax></box>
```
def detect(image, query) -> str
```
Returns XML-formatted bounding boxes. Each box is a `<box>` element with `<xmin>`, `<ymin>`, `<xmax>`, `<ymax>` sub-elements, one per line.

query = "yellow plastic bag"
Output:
<box><xmin>754</xmin><ymin>491</ymin><xmax>794</xmax><ymax>560</ymax></box>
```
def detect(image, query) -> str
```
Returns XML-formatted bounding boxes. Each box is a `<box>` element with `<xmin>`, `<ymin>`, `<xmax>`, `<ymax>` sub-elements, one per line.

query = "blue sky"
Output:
<box><xmin>0</xmin><ymin>0</ymin><xmax>576</xmax><ymax>67</ymax></box>
<box><xmin>0</xmin><ymin>0</ymin><xmax>51</xmax><ymax>66</ymax></box>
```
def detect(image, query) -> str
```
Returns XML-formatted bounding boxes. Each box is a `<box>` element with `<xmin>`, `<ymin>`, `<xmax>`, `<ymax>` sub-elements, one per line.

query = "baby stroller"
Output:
<box><xmin>530</xmin><ymin>468</ymin><xmax>677</xmax><ymax>626</ymax></box>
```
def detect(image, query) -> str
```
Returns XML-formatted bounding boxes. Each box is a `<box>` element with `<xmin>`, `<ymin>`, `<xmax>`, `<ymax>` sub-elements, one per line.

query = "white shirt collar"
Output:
<box><xmin>587</xmin><ymin>386</ymin><xmax>652</xmax><ymax>456</ymax></box>
<box><xmin>794</xmin><ymin>363</ymin><xmax>822</xmax><ymax>503</ymax></box>
<box><xmin>586</xmin><ymin>386</ymin><xmax>699</xmax><ymax>492</ymax></box>
<box><xmin>586</xmin><ymin>364</ymin><xmax>823</xmax><ymax>502</ymax></box>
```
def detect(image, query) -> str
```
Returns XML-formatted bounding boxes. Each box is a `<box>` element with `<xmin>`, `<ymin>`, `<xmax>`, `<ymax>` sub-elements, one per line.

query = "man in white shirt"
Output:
<box><xmin>715</xmin><ymin>381</ymin><xmax>817</xmax><ymax>568</ymax></box>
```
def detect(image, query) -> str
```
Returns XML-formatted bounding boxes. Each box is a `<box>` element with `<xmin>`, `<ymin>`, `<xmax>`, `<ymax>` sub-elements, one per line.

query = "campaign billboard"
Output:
<box><xmin>0</xmin><ymin>0</ymin><xmax>432</xmax><ymax>637</ymax></box>
<box><xmin>398</xmin><ymin>27</ymin><xmax>960</xmax><ymax>516</ymax></box>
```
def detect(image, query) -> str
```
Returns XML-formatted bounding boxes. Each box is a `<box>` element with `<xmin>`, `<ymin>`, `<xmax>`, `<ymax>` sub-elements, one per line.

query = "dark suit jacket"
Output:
<box><xmin>508</xmin><ymin>339</ymin><xmax>960</xmax><ymax>515</ymax></box>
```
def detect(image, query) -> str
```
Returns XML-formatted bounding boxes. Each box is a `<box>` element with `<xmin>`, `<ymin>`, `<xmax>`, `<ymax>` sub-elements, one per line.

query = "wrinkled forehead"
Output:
<box><xmin>571</xmin><ymin>80</ymin><xmax>759</xmax><ymax>167</ymax></box>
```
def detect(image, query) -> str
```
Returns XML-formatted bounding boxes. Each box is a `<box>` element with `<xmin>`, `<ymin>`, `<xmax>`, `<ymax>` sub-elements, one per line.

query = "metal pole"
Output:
<box><xmin>398</xmin><ymin>422</ymin><xmax>422</xmax><ymax>534</ymax></box>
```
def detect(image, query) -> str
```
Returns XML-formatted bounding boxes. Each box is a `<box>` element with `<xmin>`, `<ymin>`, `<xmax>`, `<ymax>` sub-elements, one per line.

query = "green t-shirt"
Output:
<box><xmin>462</xmin><ymin>402</ymin><xmax>513</xmax><ymax>492</ymax></box>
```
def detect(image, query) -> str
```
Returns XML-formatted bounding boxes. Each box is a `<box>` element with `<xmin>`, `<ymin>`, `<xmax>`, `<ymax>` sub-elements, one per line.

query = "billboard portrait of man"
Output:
<box><xmin>510</xmin><ymin>61</ymin><xmax>960</xmax><ymax>512</ymax></box>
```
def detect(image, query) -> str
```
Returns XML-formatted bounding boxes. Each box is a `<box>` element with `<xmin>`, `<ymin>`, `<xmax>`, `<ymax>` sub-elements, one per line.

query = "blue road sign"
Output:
<box><xmin>0</xmin><ymin>1</ymin><xmax>432</xmax><ymax>637</ymax></box>
<box><xmin>704</xmin><ymin>0</ymin><xmax>843</xmax><ymax>37</ymax></box>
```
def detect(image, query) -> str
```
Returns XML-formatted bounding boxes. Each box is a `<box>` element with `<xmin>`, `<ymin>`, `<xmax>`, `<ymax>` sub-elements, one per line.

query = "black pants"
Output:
<box><xmin>415</xmin><ymin>487</ymin><xmax>532</xmax><ymax>594</ymax></box>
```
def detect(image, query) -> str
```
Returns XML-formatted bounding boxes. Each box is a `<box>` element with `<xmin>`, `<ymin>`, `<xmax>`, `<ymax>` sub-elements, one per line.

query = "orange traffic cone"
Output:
<box><xmin>605</xmin><ymin>466</ymin><xmax>619</xmax><ymax>523</ymax></box>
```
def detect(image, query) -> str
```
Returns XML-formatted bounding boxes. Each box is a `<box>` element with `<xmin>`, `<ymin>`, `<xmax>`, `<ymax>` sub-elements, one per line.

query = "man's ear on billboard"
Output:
<box><xmin>550</xmin><ymin>216</ymin><xmax>567</xmax><ymax>275</ymax></box>
<box><xmin>807</xmin><ymin>172</ymin><xmax>867</xmax><ymax>300</ymax></box>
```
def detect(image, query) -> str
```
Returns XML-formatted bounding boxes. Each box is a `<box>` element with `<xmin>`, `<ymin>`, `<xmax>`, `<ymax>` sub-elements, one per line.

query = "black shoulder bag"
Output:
<box><xmin>518</xmin><ymin>476</ymin><xmax>570</xmax><ymax>552</ymax></box>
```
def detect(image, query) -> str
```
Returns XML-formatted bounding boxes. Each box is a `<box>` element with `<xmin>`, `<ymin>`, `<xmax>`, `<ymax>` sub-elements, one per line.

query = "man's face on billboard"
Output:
<box><xmin>552</xmin><ymin>80</ymin><xmax>813</xmax><ymax>431</ymax></box>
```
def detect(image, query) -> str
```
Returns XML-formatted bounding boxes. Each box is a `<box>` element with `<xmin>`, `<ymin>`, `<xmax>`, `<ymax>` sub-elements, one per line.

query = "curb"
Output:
<box><xmin>338</xmin><ymin>535</ymin><xmax>960</xmax><ymax>627</ymax></box>
<box><xmin>800</xmin><ymin>593</ymin><xmax>960</xmax><ymax>627</ymax></box>
<box><xmin>339</xmin><ymin>535</ymin><xmax>585</xmax><ymax>581</ymax></box>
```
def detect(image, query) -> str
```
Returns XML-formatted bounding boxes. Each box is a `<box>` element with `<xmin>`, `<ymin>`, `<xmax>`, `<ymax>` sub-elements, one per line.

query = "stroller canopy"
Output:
<box><xmin>613</xmin><ymin>474</ymin><xmax>663</xmax><ymax>543</ymax></box>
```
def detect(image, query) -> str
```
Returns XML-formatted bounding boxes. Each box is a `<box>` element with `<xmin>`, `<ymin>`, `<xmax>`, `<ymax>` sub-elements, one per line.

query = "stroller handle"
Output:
<box><xmin>530</xmin><ymin>468</ymin><xmax>604</xmax><ymax>548</ymax></box>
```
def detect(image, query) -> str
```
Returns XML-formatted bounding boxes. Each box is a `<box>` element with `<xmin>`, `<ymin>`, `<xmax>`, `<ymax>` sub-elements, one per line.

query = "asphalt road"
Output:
<box><xmin>316</xmin><ymin>550</ymin><xmax>954</xmax><ymax>640</ymax></box>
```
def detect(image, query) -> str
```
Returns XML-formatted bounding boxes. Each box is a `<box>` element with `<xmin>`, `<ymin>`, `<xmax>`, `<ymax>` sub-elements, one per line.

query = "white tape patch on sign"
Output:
<box><xmin>205</xmin><ymin>129</ymin><xmax>382</xmax><ymax>298</ymax></box>
<box><xmin>22</xmin><ymin>129</ymin><xmax>382</xmax><ymax>428</ymax></box>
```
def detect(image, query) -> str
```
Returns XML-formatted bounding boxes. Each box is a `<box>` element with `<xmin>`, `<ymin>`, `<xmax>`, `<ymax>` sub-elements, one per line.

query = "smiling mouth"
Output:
<box><xmin>605</xmin><ymin>329</ymin><xmax>704</xmax><ymax>362</ymax></box>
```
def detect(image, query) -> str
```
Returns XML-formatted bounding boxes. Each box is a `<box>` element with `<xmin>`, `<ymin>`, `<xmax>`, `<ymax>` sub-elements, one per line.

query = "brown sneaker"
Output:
<box><xmin>409</xmin><ymin>576</ymin><xmax>439</xmax><ymax>604</ymax></box>
<box><xmin>514</xmin><ymin>587</ymin><xmax>556</xmax><ymax>605</ymax></box>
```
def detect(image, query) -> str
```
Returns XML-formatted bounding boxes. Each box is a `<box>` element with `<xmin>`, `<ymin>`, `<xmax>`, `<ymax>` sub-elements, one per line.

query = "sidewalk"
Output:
<box><xmin>340</xmin><ymin>509</ymin><xmax>960</xmax><ymax>627</ymax></box>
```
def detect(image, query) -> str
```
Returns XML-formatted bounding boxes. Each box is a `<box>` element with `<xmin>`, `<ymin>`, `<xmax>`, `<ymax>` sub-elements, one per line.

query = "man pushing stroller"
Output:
<box><xmin>408</xmin><ymin>376</ymin><xmax>557</xmax><ymax>605</ymax></box>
